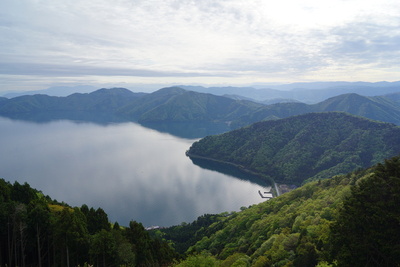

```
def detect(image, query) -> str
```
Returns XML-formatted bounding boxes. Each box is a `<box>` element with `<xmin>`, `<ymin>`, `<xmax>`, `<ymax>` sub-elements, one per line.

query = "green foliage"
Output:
<box><xmin>166</xmin><ymin>166</ymin><xmax>373</xmax><ymax>266</ymax></box>
<box><xmin>156</xmin><ymin>214</ymin><xmax>225</xmax><ymax>254</ymax></box>
<box><xmin>188</xmin><ymin>112</ymin><xmax>400</xmax><ymax>184</ymax></box>
<box><xmin>0</xmin><ymin>177</ymin><xmax>178</xmax><ymax>267</ymax></box>
<box><xmin>119</xmin><ymin>87</ymin><xmax>264</xmax><ymax>123</ymax></box>
<box><xmin>162</xmin><ymin>156</ymin><xmax>400</xmax><ymax>266</ymax></box>
<box><xmin>329</xmin><ymin>156</ymin><xmax>400</xmax><ymax>266</ymax></box>
<box><xmin>173</xmin><ymin>251</ymin><xmax>220</xmax><ymax>267</ymax></box>
<box><xmin>233</xmin><ymin>93</ymin><xmax>400</xmax><ymax>127</ymax></box>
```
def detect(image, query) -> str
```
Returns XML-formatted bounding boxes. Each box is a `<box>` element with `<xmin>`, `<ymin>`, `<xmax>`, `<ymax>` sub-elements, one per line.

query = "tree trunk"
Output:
<box><xmin>66</xmin><ymin>244</ymin><xmax>70</xmax><ymax>267</ymax></box>
<box><xmin>7</xmin><ymin>217</ymin><xmax>12</xmax><ymax>267</ymax></box>
<box><xmin>20</xmin><ymin>221</ymin><xmax>26</xmax><ymax>267</ymax></box>
<box><xmin>36</xmin><ymin>224</ymin><xmax>42</xmax><ymax>267</ymax></box>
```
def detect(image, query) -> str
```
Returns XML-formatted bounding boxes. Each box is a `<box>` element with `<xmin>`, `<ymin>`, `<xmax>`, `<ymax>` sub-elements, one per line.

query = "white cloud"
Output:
<box><xmin>0</xmin><ymin>0</ymin><xmax>399</xmax><ymax>92</ymax></box>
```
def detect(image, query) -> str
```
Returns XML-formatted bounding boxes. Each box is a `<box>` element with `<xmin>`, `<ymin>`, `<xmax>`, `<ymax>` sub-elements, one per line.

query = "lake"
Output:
<box><xmin>0</xmin><ymin>117</ymin><xmax>270</xmax><ymax>227</ymax></box>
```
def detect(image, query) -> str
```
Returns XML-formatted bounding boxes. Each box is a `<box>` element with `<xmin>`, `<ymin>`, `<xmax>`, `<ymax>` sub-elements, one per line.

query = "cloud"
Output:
<box><xmin>0</xmin><ymin>62</ymin><xmax>229</xmax><ymax>77</ymax></box>
<box><xmin>0</xmin><ymin>0</ymin><xmax>399</xmax><ymax>91</ymax></box>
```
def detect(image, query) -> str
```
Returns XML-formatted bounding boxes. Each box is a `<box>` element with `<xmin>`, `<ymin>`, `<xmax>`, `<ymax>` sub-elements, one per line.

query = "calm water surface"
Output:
<box><xmin>0</xmin><ymin>117</ymin><xmax>269</xmax><ymax>227</ymax></box>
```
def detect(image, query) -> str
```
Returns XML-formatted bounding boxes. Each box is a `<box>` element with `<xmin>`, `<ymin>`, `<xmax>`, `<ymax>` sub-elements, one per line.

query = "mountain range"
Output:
<box><xmin>179</xmin><ymin>81</ymin><xmax>400</xmax><ymax>103</ymax></box>
<box><xmin>232</xmin><ymin>92</ymin><xmax>400</xmax><ymax>128</ymax></box>
<box><xmin>2</xmin><ymin>86</ymin><xmax>400</xmax><ymax>133</ymax></box>
<box><xmin>3</xmin><ymin>81</ymin><xmax>400</xmax><ymax>103</ymax></box>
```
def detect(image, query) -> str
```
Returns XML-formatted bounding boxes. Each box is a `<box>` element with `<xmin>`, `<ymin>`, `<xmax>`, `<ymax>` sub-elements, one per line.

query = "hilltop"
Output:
<box><xmin>187</xmin><ymin>112</ymin><xmax>400</xmax><ymax>184</ymax></box>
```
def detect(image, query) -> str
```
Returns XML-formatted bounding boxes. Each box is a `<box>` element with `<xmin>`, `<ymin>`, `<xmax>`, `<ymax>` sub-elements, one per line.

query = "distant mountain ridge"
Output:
<box><xmin>117</xmin><ymin>87</ymin><xmax>265</xmax><ymax>123</ymax></box>
<box><xmin>187</xmin><ymin>112</ymin><xmax>400</xmax><ymax>184</ymax></box>
<box><xmin>3</xmin><ymin>85</ymin><xmax>97</xmax><ymax>98</ymax></box>
<box><xmin>0</xmin><ymin>88</ymin><xmax>144</xmax><ymax>113</ymax></box>
<box><xmin>232</xmin><ymin>92</ymin><xmax>400</xmax><ymax>127</ymax></box>
<box><xmin>2</xmin><ymin>86</ymin><xmax>400</xmax><ymax>134</ymax></box>
<box><xmin>180</xmin><ymin>81</ymin><xmax>400</xmax><ymax>103</ymax></box>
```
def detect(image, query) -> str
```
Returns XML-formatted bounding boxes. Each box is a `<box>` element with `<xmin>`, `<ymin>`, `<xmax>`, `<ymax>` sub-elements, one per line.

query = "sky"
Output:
<box><xmin>1</xmin><ymin>0</ymin><xmax>400</xmax><ymax>93</ymax></box>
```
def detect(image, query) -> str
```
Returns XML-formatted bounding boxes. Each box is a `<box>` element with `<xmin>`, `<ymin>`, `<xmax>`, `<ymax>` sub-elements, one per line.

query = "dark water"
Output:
<box><xmin>0</xmin><ymin>117</ymin><xmax>270</xmax><ymax>227</ymax></box>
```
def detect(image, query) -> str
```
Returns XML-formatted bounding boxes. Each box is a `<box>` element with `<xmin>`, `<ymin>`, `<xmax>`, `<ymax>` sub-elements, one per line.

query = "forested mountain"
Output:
<box><xmin>187</xmin><ymin>112</ymin><xmax>400</xmax><ymax>184</ymax></box>
<box><xmin>168</xmin><ymin>156</ymin><xmax>400</xmax><ymax>266</ymax></box>
<box><xmin>116</xmin><ymin>87</ymin><xmax>264</xmax><ymax>123</ymax></box>
<box><xmin>0</xmin><ymin>178</ymin><xmax>178</xmax><ymax>267</ymax></box>
<box><xmin>232</xmin><ymin>93</ymin><xmax>400</xmax><ymax>128</ymax></box>
<box><xmin>383</xmin><ymin>92</ymin><xmax>400</xmax><ymax>104</ymax></box>
<box><xmin>2</xmin><ymin>87</ymin><xmax>400</xmax><ymax>135</ymax></box>
<box><xmin>180</xmin><ymin>81</ymin><xmax>400</xmax><ymax>103</ymax></box>
<box><xmin>0</xmin><ymin>88</ymin><xmax>144</xmax><ymax>114</ymax></box>
<box><xmin>0</xmin><ymin>87</ymin><xmax>264</xmax><ymax>126</ymax></box>
<box><xmin>313</xmin><ymin>93</ymin><xmax>400</xmax><ymax>123</ymax></box>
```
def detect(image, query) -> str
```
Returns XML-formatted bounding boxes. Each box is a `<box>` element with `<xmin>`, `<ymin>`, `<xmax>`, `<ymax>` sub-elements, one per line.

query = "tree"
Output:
<box><xmin>27</xmin><ymin>199</ymin><xmax>51</xmax><ymax>267</ymax></box>
<box><xmin>53</xmin><ymin>207</ymin><xmax>89</xmax><ymax>266</ymax></box>
<box><xmin>89</xmin><ymin>229</ymin><xmax>117</xmax><ymax>267</ymax></box>
<box><xmin>329</xmin><ymin>156</ymin><xmax>400</xmax><ymax>266</ymax></box>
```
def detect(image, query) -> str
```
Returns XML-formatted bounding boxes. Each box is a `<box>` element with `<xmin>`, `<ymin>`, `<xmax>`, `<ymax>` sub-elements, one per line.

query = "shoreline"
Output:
<box><xmin>186</xmin><ymin>151</ymin><xmax>281</xmax><ymax>197</ymax></box>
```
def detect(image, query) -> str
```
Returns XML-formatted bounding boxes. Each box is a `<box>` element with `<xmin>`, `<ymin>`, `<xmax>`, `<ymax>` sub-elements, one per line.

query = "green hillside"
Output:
<box><xmin>187</xmin><ymin>112</ymin><xmax>400</xmax><ymax>184</ymax></box>
<box><xmin>313</xmin><ymin>93</ymin><xmax>400</xmax><ymax>124</ymax></box>
<box><xmin>0</xmin><ymin>178</ymin><xmax>178</xmax><ymax>267</ymax></box>
<box><xmin>116</xmin><ymin>87</ymin><xmax>187</xmax><ymax>120</ymax></box>
<box><xmin>168</xmin><ymin>156</ymin><xmax>400</xmax><ymax>266</ymax></box>
<box><xmin>117</xmin><ymin>87</ymin><xmax>264</xmax><ymax>123</ymax></box>
<box><xmin>232</xmin><ymin>93</ymin><xmax>400</xmax><ymax>128</ymax></box>
<box><xmin>0</xmin><ymin>88</ymin><xmax>142</xmax><ymax>114</ymax></box>
<box><xmin>0</xmin><ymin>94</ymin><xmax>61</xmax><ymax>113</ymax></box>
<box><xmin>2</xmin><ymin>87</ymin><xmax>400</xmax><ymax>132</ymax></box>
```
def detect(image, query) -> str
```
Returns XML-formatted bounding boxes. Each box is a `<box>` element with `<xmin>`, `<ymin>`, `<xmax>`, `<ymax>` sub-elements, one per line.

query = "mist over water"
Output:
<box><xmin>0</xmin><ymin>117</ymin><xmax>269</xmax><ymax>227</ymax></box>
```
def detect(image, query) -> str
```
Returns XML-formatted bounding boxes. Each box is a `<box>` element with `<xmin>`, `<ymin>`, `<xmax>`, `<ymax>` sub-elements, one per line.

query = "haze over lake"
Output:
<box><xmin>0</xmin><ymin>117</ymin><xmax>269</xmax><ymax>227</ymax></box>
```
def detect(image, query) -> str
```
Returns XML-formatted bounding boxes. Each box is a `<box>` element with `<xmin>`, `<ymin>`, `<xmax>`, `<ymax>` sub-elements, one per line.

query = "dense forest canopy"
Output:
<box><xmin>0</xmin><ymin>179</ymin><xmax>177</xmax><ymax>267</ymax></box>
<box><xmin>187</xmin><ymin>112</ymin><xmax>400</xmax><ymax>184</ymax></box>
<box><xmin>166</xmin><ymin>156</ymin><xmax>400</xmax><ymax>266</ymax></box>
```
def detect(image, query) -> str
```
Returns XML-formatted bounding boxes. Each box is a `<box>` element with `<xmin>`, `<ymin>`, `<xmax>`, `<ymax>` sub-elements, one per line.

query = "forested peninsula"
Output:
<box><xmin>187</xmin><ymin>112</ymin><xmax>400</xmax><ymax>185</ymax></box>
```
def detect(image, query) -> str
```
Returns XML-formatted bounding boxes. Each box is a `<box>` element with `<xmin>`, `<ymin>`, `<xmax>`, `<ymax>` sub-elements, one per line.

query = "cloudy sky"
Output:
<box><xmin>1</xmin><ymin>0</ymin><xmax>400</xmax><ymax>92</ymax></box>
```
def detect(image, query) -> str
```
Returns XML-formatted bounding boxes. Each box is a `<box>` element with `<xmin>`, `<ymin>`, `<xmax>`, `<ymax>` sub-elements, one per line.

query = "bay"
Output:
<box><xmin>0</xmin><ymin>117</ymin><xmax>270</xmax><ymax>227</ymax></box>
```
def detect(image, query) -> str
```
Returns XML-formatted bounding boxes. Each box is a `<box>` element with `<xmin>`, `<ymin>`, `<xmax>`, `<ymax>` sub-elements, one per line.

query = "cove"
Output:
<box><xmin>0</xmin><ymin>117</ymin><xmax>270</xmax><ymax>227</ymax></box>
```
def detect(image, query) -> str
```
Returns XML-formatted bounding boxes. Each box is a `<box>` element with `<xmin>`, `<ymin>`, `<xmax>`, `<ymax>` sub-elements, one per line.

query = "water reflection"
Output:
<box><xmin>140</xmin><ymin>121</ymin><xmax>230</xmax><ymax>139</ymax></box>
<box><xmin>189</xmin><ymin>157</ymin><xmax>272</xmax><ymax>186</ymax></box>
<box><xmin>0</xmin><ymin>117</ymin><xmax>268</xmax><ymax>227</ymax></box>
<box><xmin>0</xmin><ymin>112</ymin><xmax>230</xmax><ymax>139</ymax></box>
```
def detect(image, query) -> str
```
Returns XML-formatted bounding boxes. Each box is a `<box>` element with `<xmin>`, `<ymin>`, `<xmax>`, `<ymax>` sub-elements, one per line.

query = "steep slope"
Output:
<box><xmin>187</xmin><ymin>112</ymin><xmax>400</xmax><ymax>184</ymax></box>
<box><xmin>118</xmin><ymin>87</ymin><xmax>264</xmax><ymax>123</ymax></box>
<box><xmin>172</xmin><ymin>156</ymin><xmax>400</xmax><ymax>266</ymax></box>
<box><xmin>313</xmin><ymin>93</ymin><xmax>400</xmax><ymax>124</ymax></box>
<box><xmin>382</xmin><ymin>92</ymin><xmax>400</xmax><ymax>105</ymax></box>
<box><xmin>180</xmin><ymin>81</ymin><xmax>400</xmax><ymax>103</ymax></box>
<box><xmin>233</xmin><ymin>93</ymin><xmax>400</xmax><ymax>128</ymax></box>
<box><xmin>117</xmin><ymin>87</ymin><xmax>187</xmax><ymax>120</ymax></box>
<box><xmin>0</xmin><ymin>94</ymin><xmax>62</xmax><ymax>113</ymax></box>
<box><xmin>139</xmin><ymin>92</ymin><xmax>263</xmax><ymax>123</ymax></box>
<box><xmin>61</xmin><ymin>87</ymin><xmax>144</xmax><ymax>111</ymax></box>
<box><xmin>231</xmin><ymin>102</ymin><xmax>312</xmax><ymax>128</ymax></box>
<box><xmin>0</xmin><ymin>88</ymin><xmax>143</xmax><ymax>114</ymax></box>
<box><xmin>184</xmin><ymin>172</ymin><xmax>356</xmax><ymax>266</ymax></box>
